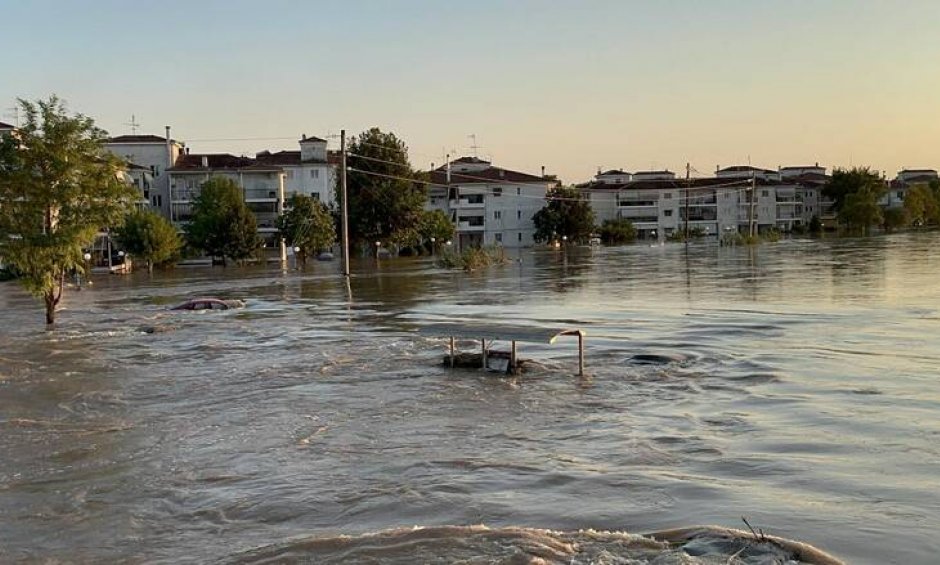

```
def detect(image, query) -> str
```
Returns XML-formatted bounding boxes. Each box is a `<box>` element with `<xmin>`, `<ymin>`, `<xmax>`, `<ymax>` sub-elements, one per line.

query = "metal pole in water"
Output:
<box><xmin>340</xmin><ymin>129</ymin><xmax>351</xmax><ymax>277</ymax></box>
<box><xmin>450</xmin><ymin>336</ymin><xmax>455</xmax><ymax>368</ymax></box>
<box><xmin>578</xmin><ymin>333</ymin><xmax>584</xmax><ymax>377</ymax></box>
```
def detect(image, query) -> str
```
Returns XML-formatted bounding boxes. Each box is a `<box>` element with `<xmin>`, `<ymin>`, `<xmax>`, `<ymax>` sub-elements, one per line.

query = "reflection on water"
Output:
<box><xmin>1</xmin><ymin>232</ymin><xmax>938</xmax><ymax>564</ymax></box>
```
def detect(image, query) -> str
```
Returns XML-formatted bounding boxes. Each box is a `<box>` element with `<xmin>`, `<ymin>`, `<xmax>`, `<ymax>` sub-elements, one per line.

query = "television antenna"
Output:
<box><xmin>468</xmin><ymin>134</ymin><xmax>481</xmax><ymax>158</ymax></box>
<box><xmin>124</xmin><ymin>114</ymin><xmax>141</xmax><ymax>134</ymax></box>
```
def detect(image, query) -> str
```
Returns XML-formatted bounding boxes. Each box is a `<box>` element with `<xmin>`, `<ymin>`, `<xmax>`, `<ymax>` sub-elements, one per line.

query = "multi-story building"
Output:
<box><xmin>167</xmin><ymin>152</ymin><xmax>286</xmax><ymax>257</ymax></box>
<box><xmin>255</xmin><ymin>135</ymin><xmax>337</xmax><ymax>207</ymax></box>
<box><xmin>884</xmin><ymin>169</ymin><xmax>938</xmax><ymax>209</ymax></box>
<box><xmin>582</xmin><ymin>164</ymin><xmax>832</xmax><ymax>239</ymax></box>
<box><xmin>104</xmin><ymin>132</ymin><xmax>183</xmax><ymax>216</ymax></box>
<box><xmin>427</xmin><ymin>157</ymin><xmax>555</xmax><ymax>248</ymax></box>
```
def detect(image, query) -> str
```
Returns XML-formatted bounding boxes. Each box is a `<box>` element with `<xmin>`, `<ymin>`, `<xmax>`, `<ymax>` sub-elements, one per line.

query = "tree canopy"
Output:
<box><xmin>115</xmin><ymin>209</ymin><xmax>182</xmax><ymax>272</ymax></box>
<box><xmin>532</xmin><ymin>185</ymin><xmax>595</xmax><ymax>243</ymax></box>
<box><xmin>823</xmin><ymin>167</ymin><xmax>885</xmax><ymax>212</ymax></box>
<box><xmin>342</xmin><ymin>128</ymin><xmax>428</xmax><ymax>252</ymax></box>
<box><xmin>0</xmin><ymin>96</ymin><xmax>136</xmax><ymax>325</ymax></box>
<box><xmin>185</xmin><ymin>176</ymin><xmax>261</xmax><ymax>265</ymax></box>
<box><xmin>276</xmin><ymin>193</ymin><xmax>335</xmax><ymax>266</ymax></box>
<box><xmin>903</xmin><ymin>183</ymin><xmax>940</xmax><ymax>226</ymax></box>
<box><xmin>598</xmin><ymin>218</ymin><xmax>636</xmax><ymax>245</ymax></box>
<box><xmin>419</xmin><ymin>209</ymin><xmax>455</xmax><ymax>252</ymax></box>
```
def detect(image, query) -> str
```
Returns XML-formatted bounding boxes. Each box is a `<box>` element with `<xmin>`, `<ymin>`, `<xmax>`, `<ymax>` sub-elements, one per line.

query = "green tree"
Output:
<box><xmin>881</xmin><ymin>207</ymin><xmax>908</xmax><ymax>233</ymax></box>
<box><xmin>808</xmin><ymin>215</ymin><xmax>823</xmax><ymax>234</ymax></box>
<box><xmin>276</xmin><ymin>193</ymin><xmax>335</xmax><ymax>267</ymax></box>
<box><xmin>419</xmin><ymin>209</ymin><xmax>455</xmax><ymax>253</ymax></box>
<box><xmin>903</xmin><ymin>184</ymin><xmax>940</xmax><ymax>226</ymax></box>
<box><xmin>186</xmin><ymin>176</ymin><xmax>260</xmax><ymax>265</ymax></box>
<box><xmin>824</xmin><ymin>167</ymin><xmax>886</xmax><ymax>212</ymax></box>
<box><xmin>342</xmin><ymin>128</ymin><xmax>428</xmax><ymax>255</ymax></box>
<box><xmin>840</xmin><ymin>189</ymin><xmax>883</xmax><ymax>234</ymax></box>
<box><xmin>598</xmin><ymin>218</ymin><xmax>636</xmax><ymax>245</ymax></box>
<box><xmin>0</xmin><ymin>96</ymin><xmax>136</xmax><ymax>325</ymax></box>
<box><xmin>532</xmin><ymin>185</ymin><xmax>595</xmax><ymax>243</ymax></box>
<box><xmin>115</xmin><ymin>209</ymin><xmax>182</xmax><ymax>273</ymax></box>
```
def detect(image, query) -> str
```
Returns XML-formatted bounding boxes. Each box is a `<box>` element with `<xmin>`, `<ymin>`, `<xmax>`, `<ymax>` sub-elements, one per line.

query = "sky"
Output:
<box><xmin>3</xmin><ymin>0</ymin><xmax>940</xmax><ymax>182</ymax></box>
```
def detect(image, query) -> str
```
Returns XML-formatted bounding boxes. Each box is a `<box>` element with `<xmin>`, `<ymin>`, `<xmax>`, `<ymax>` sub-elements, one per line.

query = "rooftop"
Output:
<box><xmin>0</xmin><ymin>121</ymin><xmax>15</xmax><ymax>129</ymax></box>
<box><xmin>169</xmin><ymin>153</ymin><xmax>283</xmax><ymax>172</ymax></box>
<box><xmin>107</xmin><ymin>134</ymin><xmax>175</xmax><ymax>144</ymax></box>
<box><xmin>299</xmin><ymin>135</ymin><xmax>327</xmax><ymax>144</ymax></box>
<box><xmin>430</xmin><ymin>163</ymin><xmax>547</xmax><ymax>185</ymax></box>
<box><xmin>598</xmin><ymin>169</ymin><xmax>630</xmax><ymax>176</ymax></box>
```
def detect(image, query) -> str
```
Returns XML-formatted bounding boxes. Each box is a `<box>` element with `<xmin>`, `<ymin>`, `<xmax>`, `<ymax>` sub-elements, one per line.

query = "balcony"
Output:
<box><xmin>617</xmin><ymin>199</ymin><xmax>657</xmax><ymax>207</ymax></box>
<box><xmin>776</xmin><ymin>196</ymin><xmax>803</xmax><ymax>203</ymax></box>
<box><xmin>245</xmin><ymin>187</ymin><xmax>280</xmax><ymax>201</ymax></box>
<box><xmin>450</xmin><ymin>198</ymin><xmax>485</xmax><ymax>209</ymax></box>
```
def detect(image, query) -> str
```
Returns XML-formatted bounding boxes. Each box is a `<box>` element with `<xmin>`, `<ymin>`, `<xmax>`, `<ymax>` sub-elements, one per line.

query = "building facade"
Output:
<box><xmin>104</xmin><ymin>133</ymin><xmax>183</xmax><ymax>216</ymax></box>
<box><xmin>427</xmin><ymin>157</ymin><xmax>555</xmax><ymax>249</ymax></box>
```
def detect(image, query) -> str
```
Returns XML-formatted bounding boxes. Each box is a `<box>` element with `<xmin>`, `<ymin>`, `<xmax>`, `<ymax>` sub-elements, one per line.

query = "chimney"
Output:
<box><xmin>164</xmin><ymin>125</ymin><xmax>172</xmax><ymax>175</ymax></box>
<box><xmin>446</xmin><ymin>154</ymin><xmax>451</xmax><ymax>184</ymax></box>
<box><xmin>541</xmin><ymin>165</ymin><xmax>545</xmax><ymax>177</ymax></box>
<box><xmin>201</xmin><ymin>155</ymin><xmax>209</xmax><ymax>168</ymax></box>
<box><xmin>815</xmin><ymin>162</ymin><xmax>819</xmax><ymax>167</ymax></box>
<box><xmin>302</xmin><ymin>133</ymin><xmax>306</xmax><ymax>141</ymax></box>
<box><xmin>716</xmin><ymin>165</ymin><xmax>720</xmax><ymax>173</ymax></box>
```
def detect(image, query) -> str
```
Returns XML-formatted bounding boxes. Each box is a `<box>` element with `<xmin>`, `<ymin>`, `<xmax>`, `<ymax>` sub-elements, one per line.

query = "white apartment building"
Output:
<box><xmin>427</xmin><ymin>157</ymin><xmax>555</xmax><ymax>248</ymax></box>
<box><xmin>167</xmin><ymin>153</ymin><xmax>286</xmax><ymax>255</ymax></box>
<box><xmin>883</xmin><ymin>169</ymin><xmax>939</xmax><ymax>209</ymax></box>
<box><xmin>583</xmin><ymin>164</ymin><xmax>831</xmax><ymax>239</ymax></box>
<box><xmin>104</xmin><ymin>132</ymin><xmax>183</xmax><ymax>216</ymax></box>
<box><xmin>255</xmin><ymin>135</ymin><xmax>337</xmax><ymax>207</ymax></box>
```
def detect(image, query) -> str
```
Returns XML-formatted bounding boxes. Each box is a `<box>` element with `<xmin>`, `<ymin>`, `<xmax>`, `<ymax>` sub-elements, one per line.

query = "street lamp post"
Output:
<box><xmin>430</xmin><ymin>237</ymin><xmax>436</xmax><ymax>257</ymax></box>
<box><xmin>81</xmin><ymin>252</ymin><xmax>91</xmax><ymax>288</ymax></box>
<box><xmin>375</xmin><ymin>241</ymin><xmax>381</xmax><ymax>259</ymax></box>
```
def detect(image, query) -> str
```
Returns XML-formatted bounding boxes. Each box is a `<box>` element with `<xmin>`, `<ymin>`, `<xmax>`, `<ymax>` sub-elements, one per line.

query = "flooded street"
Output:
<box><xmin>1</xmin><ymin>233</ymin><xmax>939</xmax><ymax>564</ymax></box>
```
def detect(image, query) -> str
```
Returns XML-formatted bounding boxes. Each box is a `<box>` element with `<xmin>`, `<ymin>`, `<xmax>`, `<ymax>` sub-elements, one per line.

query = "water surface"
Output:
<box><xmin>1</xmin><ymin>233</ymin><xmax>938</xmax><ymax>563</ymax></box>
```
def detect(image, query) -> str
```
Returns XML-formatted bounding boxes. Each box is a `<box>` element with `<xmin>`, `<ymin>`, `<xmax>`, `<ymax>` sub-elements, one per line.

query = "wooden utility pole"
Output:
<box><xmin>340</xmin><ymin>129</ymin><xmax>350</xmax><ymax>277</ymax></box>
<box><xmin>685</xmin><ymin>162</ymin><xmax>691</xmax><ymax>240</ymax></box>
<box><xmin>748</xmin><ymin>173</ymin><xmax>757</xmax><ymax>237</ymax></box>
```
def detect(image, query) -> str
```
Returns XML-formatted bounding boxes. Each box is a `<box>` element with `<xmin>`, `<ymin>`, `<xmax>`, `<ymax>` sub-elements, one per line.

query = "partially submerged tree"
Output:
<box><xmin>824</xmin><ymin>167</ymin><xmax>885</xmax><ymax>213</ymax></box>
<box><xmin>419</xmin><ymin>209</ymin><xmax>455</xmax><ymax>253</ymax></box>
<box><xmin>115</xmin><ymin>209</ymin><xmax>182</xmax><ymax>272</ymax></box>
<box><xmin>903</xmin><ymin>183</ymin><xmax>940</xmax><ymax>226</ymax></box>
<box><xmin>840</xmin><ymin>189</ymin><xmax>883</xmax><ymax>234</ymax></box>
<box><xmin>276</xmin><ymin>193</ymin><xmax>335</xmax><ymax>266</ymax></box>
<box><xmin>186</xmin><ymin>176</ymin><xmax>260</xmax><ymax>265</ymax></box>
<box><xmin>532</xmin><ymin>185</ymin><xmax>595</xmax><ymax>243</ymax></box>
<box><xmin>598</xmin><ymin>218</ymin><xmax>636</xmax><ymax>245</ymax></box>
<box><xmin>342</xmin><ymin>128</ymin><xmax>428</xmax><ymax>254</ymax></box>
<box><xmin>0</xmin><ymin>96</ymin><xmax>135</xmax><ymax>325</ymax></box>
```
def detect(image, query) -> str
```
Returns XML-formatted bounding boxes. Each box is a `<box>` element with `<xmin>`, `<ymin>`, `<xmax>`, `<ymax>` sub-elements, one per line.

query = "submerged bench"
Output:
<box><xmin>418</xmin><ymin>323</ymin><xmax>586</xmax><ymax>376</ymax></box>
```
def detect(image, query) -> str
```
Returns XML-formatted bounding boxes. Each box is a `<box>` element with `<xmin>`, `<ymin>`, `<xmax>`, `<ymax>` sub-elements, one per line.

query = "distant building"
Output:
<box><xmin>167</xmin><ymin>152</ymin><xmax>286</xmax><ymax>257</ymax></box>
<box><xmin>595</xmin><ymin>169</ymin><xmax>632</xmax><ymax>184</ymax></box>
<box><xmin>883</xmin><ymin>169</ymin><xmax>938</xmax><ymax>209</ymax></box>
<box><xmin>581</xmin><ymin>164</ymin><xmax>831</xmax><ymax>239</ymax></box>
<box><xmin>255</xmin><ymin>134</ymin><xmax>337</xmax><ymax>207</ymax></box>
<box><xmin>427</xmin><ymin>157</ymin><xmax>555</xmax><ymax>248</ymax></box>
<box><xmin>104</xmin><ymin>133</ymin><xmax>183</xmax><ymax>216</ymax></box>
<box><xmin>0</xmin><ymin>121</ymin><xmax>14</xmax><ymax>136</ymax></box>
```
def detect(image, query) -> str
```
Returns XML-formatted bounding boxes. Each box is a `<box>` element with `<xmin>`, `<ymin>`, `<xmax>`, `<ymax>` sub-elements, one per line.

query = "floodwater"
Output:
<box><xmin>1</xmin><ymin>233</ymin><xmax>938</xmax><ymax>564</ymax></box>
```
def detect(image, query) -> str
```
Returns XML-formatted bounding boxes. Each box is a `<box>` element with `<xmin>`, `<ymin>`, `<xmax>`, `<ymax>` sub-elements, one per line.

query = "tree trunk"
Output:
<box><xmin>148</xmin><ymin>260</ymin><xmax>154</xmax><ymax>274</ymax></box>
<box><xmin>44</xmin><ymin>290</ymin><xmax>56</xmax><ymax>326</ymax></box>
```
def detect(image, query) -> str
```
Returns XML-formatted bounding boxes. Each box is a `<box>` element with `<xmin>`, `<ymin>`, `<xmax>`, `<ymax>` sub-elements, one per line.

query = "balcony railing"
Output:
<box><xmin>450</xmin><ymin>198</ymin><xmax>485</xmax><ymax>208</ymax></box>
<box><xmin>245</xmin><ymin>187</ymin><xmax>280</xmax><ymax>200</ymax></box>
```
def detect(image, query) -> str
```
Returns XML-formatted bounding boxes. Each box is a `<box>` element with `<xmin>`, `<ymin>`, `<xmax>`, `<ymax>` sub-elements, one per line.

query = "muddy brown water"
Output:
<box><xmin>1</xmin><ymin>233</ymin><xmax>938</xmax><ymax>563</ymax></box>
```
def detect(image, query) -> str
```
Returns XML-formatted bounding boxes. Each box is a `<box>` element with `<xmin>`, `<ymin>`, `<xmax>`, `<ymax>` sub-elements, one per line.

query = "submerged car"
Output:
<box><xmin>171</xmin><ymin>298</ymin><xmax>244</xmax><ymax>311</ymax></box>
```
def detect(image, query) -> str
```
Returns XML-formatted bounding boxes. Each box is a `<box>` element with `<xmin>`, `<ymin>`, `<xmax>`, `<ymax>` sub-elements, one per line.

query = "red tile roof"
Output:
<box><xmin>169</xmin><ymin>153</ymin><xmax>283</xmax><ymax>172</ymax></box>
<box><xmin>255</xmin><ymin>150</ymin><xmax>302</xmax><ymax>165</ymax></box>
<box><xmin>429</xmin><ymin>164</ymin><xmax>547</xmax><ymax>185</ymax></box>
<box><xmin>107</xmin><ymin>134</ymin><xmax>172</xmax><ymax>144</ymax></box>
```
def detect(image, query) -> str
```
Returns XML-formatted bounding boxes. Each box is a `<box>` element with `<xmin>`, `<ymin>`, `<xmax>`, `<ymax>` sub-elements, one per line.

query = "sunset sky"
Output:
<box><xmin>3</xmin><ymin>0</ymin><xmax>940</xmax><ymax>182</ymax></box>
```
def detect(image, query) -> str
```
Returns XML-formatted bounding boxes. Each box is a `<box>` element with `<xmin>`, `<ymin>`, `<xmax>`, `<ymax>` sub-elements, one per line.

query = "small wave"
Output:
<box><xmin>224</xmin><ymin>524</ymin><xmax>844</xmax><ymax>564</ymax></box>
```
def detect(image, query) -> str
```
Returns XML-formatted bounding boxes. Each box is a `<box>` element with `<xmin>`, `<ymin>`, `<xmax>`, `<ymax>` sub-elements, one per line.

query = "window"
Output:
<box><xmin>310</xmin><ymin>169</ymin><xmax>319</xmax><ymax>179</ymax></box>
<box><xmin>518</xmin><ymin>232</ymin><xmax>522</xmax><ymax>242</ymax></box>
<box><xmin>761</xmin><ymin>190</ymin><xmax>769</xmax><ymax>197</ymax></box>
<box><xmin>664</xmin><ymin>193</ymin><xmax>672</xmax><ymax>199</ymax></box>
<box><xmin>311</xmin><ymin>192</ymin><xmax>320</xmax><ymax>201</ymax></box>
<box><xmin>517</xmin><ymin>210</ymin><xmax>522</xmax><ymax>220</ymax></box>
<box><xmin>664</xmin><ymin>210</ymin><xmax>673</xmax><ymax>217</ymax></box>
<box><xmin>494</xmin><ymin>210</ymin><xmax>502</xmax><ymax>220</ymax></box>
<box><xmin>516</xmin><ymin>187</ymin><xmax>521</xmax><ymax>195</ymax></box>
<box><xmin>493</xmin><ymin>187</ymin><xmax>503</xmax><ymax>197</ymax></box>
<box><xmin>897</xmin><ymin>191</ymin><xmax>903</xmax><ymax>199</ymax></box>
<box><xmin>495</xmin><ymin>233</ymin><xmax>503</xmax><ymax>243</ymax></box>
<box><xmin>154</xmin><ymin>166</ymin><xmax>160</xmax><ymax>177</ymax></box>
